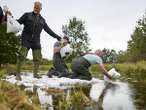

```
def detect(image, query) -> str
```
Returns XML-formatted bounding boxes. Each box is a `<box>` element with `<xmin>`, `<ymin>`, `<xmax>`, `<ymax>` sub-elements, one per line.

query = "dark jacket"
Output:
<box><xmin>0</xmin><ymin>6</ymin><xmax>3</xmax><ymax>23</ymax></box>
<box><xmin>17</xmin><ymin>12</ymin><xmax>61</xmax><ymax>49</ymax></box>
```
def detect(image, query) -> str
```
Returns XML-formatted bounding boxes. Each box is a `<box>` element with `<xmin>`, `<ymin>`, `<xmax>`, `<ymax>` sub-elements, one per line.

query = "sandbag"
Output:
<box><xmin>60</xmin><ymin>44</ymin><xmax>73</xmax><ymax>58</ymax></box>
<box><xmin>104</xmin><ymin>68</ymin><xmax>121</xmax><ymax>82</ymax></box>
<box><xmin>7</xmin><ymin>15</ymin><xmax>22</xmax><ymax>33</ymax></box>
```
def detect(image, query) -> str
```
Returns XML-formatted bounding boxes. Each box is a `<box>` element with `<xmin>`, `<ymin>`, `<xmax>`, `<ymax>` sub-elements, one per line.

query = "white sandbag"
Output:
<box><xmin>104</xmin><ymin>68</ymin><xmax>121</xmax><ymax>82</ymax></box>
<box><xmin>37</xmin><ymin>89</ymin><xmax>54</xmax><ymax>110</ymax></box>
<box><xmin>60</xmin><ymin>44</ymin><xmax>73</xmax><ymax>58</ymax></box>
<box><xmin>89</xmin><ymin>81</ymin><xmax>106</xmax><ymax>102</ymax></box>
<box><xmin>7</xmin><ymin>15</ymin><xmax>22</xmax><ymax>33</ymax></box>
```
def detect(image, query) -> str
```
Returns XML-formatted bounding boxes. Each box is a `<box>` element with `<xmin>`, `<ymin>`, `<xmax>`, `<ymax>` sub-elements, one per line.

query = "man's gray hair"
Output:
<box><xmin>34</xmin><ymin>1</ymin><xmax>42</xmax><ymax>8</ymax></box>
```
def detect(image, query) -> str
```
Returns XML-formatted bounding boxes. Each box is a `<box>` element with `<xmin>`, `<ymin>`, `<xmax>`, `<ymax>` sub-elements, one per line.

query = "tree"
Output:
<box><xmin>101</xmin><ymin>48</ymin><xmax>118</xmax><ymax>63</ymax></box>
<box><xmin>127</xmin><ymin>12</ymin><xmax>146</xmax><ymax>62</ymax></box>
<box><xmin>0</xmin><ymin>24</ymin><xmax>20</xmax><ymax>66</ymax></box>
<box><xmin>62</xmin><ymin>17</ymin><xmax>90</xmax><ymax>60</ymax></box>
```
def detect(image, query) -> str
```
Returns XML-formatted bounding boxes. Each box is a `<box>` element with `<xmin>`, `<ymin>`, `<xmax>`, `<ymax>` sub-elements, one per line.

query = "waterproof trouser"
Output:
<box><xmin>71</xmin><ymin>57</ymin><xmax>92</xmax><ymax>80</ymax></box>
<box><xmin>16</xmin><ymin>46</ymin><xmax>42</xmax><ymax>75</ymax></box>
<box><xmin>53</xmin><ymin>52</ymin><xmax>69</xmax><ymax>77</ymax></box>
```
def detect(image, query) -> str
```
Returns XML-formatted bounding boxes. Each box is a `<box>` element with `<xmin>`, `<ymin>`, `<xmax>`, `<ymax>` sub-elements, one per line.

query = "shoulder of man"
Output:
<box><xmin>39</xmin><ymin>14</ymin><xmax>45</xmax><ymax>21</ymax></box>
<box><xmin>24</xmin><ymin>12</ymin><xmax>32</xmax><ymax>15</ymax></box>
<box><xmin>21</xmin><ymin>12</ymin><xmax>32</xmax><ymax>17</ymax></box>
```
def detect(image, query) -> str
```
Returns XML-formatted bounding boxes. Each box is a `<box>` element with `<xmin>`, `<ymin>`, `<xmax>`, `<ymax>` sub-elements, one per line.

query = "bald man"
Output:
<box><xmin>71</xmin><ymin>50</ymin><xmax>112</xmax><ymax>80</ymax></box>
<box><xmin>16</xmin><ymin>1</ymin><xmax>61</xmax><ymax>80</ymax></box>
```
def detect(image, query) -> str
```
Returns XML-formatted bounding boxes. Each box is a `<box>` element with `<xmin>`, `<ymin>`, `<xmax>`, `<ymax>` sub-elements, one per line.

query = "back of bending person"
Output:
<box><xmin>71</xmin><ymin>49</ymin><xmax>112</xmax><ymax>80</ymax></box>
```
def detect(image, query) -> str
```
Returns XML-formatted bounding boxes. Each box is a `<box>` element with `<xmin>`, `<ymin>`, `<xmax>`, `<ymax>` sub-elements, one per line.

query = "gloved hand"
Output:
<box><xmin>104</xmin><ymin>68</ymin><xmax>121</xmax><ymax>82</ymax></box>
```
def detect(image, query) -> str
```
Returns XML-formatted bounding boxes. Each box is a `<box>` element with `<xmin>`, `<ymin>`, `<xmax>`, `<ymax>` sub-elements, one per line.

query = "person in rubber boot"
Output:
<box><xmin>48</xmin><ymin>36</ymin><xmax>71</xmax><ymax>78</ymax></box>
<box><xmin>16</xmin><ymin>1</ymin><xmax>61</xmax><ymax>80</ymax></box>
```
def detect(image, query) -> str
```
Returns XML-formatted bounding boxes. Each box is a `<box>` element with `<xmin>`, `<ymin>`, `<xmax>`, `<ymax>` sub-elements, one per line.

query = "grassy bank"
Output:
<box><xmin>0</xmin><ymin>81</ymin><xmax>41</xmax><ymax>110</ymax></box>
<box><xmin>0</xmin><ymin>61</ymin><xmax>146</xmax><ymax>80</ymax></box>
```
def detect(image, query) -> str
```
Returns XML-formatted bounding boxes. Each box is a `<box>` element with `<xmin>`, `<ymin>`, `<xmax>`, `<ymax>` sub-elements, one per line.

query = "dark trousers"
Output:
<box><xmin>71</xmin><ymin>57</ymin><xmax>92</xmax><ymax>80</ymax></box>
<box><xmin>16</xmin><ymin>46</ymin><xmax>42</xmax><ymax>74</ymax></box>
<box><xmin>53</xmin><ymin>52</ymin><xmax>69</xmax><ymax>76</ymax></box>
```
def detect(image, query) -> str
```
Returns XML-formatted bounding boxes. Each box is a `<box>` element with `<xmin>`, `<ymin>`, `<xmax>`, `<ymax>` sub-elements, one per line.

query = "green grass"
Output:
<box><xmin>0</xmin><ymin>61</ymin><xmax>146</xmax><ymax>80</ymax></box>
<box><xmin>89</xmin><ymin>61</ymin><xmax>146</xmax><ymax>80</ymax></box>
<box><xmin>0</xmin><ymin>81</ymin><xmax>41</xmax><ymax>110</ymax></box>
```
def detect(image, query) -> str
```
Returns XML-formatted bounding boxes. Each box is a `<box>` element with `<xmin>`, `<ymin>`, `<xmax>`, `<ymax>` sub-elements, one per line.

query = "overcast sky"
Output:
<box><xmin>0</xmin><ymin>0</ymin><xmax>146</xmax><ymax>60</ymax></box>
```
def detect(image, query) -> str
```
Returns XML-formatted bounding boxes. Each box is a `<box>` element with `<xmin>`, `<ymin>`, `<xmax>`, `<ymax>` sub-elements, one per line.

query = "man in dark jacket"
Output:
<box><xmin>16</xmin><ymin>1</ymin><xmax>61</xmax><ymax>80</ymax></box>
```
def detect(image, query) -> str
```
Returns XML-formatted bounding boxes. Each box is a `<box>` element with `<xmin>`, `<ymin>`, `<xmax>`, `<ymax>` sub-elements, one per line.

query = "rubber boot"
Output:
<box><xmin>16</xmin><ymin>47</ymin><xmax>28</xmax><ymax>80</ymax></box>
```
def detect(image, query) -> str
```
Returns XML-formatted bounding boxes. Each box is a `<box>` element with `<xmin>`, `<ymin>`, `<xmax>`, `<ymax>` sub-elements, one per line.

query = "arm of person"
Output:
<box><xmin>43</xmin><ymin>22</ymin><xmax>61</xmax><ymax>41</ymax></box>
<box><xmin>17</xmin><ymin>13</ymin><xmax>27</xmax><ymax>24</ymax></box>
<box><xmin>98</xmin><ymin>64</ymin><xmax>112</xmax><ymax>80</ymax></box>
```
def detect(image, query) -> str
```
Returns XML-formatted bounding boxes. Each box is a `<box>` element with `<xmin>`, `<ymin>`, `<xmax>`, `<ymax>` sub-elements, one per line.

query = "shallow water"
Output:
<box><xmin>101</xmin><ymin>82</ymin><xmax>136</xmax><ymax>110</ymax></box>
<box><xmin>37</xmin><ymin>81</ymin><xmax>136</xmax><ymax>110</ymax></box>
<box><xmin>5</xmin><ymin>72</ymin><xmax>146</xmax><ymax>110</ymax></box>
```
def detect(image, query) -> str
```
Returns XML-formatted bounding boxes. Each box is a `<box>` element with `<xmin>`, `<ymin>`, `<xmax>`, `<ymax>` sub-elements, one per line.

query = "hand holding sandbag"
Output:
<box><xmin>104</xmin><ymin>68</ymin><xmax>121</xmax><ymax>82</ymax></box>
<box><xmin>60</xmin><ymin>44</ymin><xmax>73</xmax><ymax>58</ymax></box>
<box><xmin>7</xmin><ymin>15</ymin><xmax>22</xmax><ymax>33</ymax></box>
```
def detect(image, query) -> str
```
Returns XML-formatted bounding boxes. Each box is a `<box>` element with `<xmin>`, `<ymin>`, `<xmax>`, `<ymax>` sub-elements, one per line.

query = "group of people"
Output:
<box><xmin>1</xmin><ymin>1</ymin><xmax>113</xmax><ymax>81</ymax></box>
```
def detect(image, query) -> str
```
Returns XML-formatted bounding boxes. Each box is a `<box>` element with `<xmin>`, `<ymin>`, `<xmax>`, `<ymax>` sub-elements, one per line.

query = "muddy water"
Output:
<box><xmin>10</xmin><ymin>72</ymin><xmax>146</xmax><ymax>110</ymax></box>
<box><xmin>36</xmin><ymin>81</ymin><xmax>137</xmax><ymax>110</ymax></box>
<box><xmin>39</xmin><ymin>82</ymin><xmax>136</xmax><ymax>110</ymax></box>
<box><xmin>98</xmin><ymin>82</ymin><xmax>136</xmax><ymax>110</ymax></box>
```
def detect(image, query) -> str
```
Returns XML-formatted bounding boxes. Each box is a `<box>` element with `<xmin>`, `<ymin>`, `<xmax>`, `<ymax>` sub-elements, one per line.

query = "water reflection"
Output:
<box><xmin>90</xmin><ymin>81</ymin><xmax>136</xmax><ymax>110</ymax></box>
<box><xmin>5</xmin><ymin>72</ymin><xmax>137</xmax><ymax>110</ymax></box>
<box><xmin>35</xmin><ymin>81</ymin><xmax>136</xmax><ymax>110</ymax></box>
<box><xmin>102</xmin><ymin>82</ymin><xmax>136</xmax><ymax>110</ymax></box>
<box><xmin>37</xmin><ymin>89</ymin><xmax>53</xmax><ymax>110</ymax></box>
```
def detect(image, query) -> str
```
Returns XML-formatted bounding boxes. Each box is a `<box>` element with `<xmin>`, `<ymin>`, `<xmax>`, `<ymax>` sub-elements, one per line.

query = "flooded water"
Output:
<box><xmin>36</xmin><ymin>81</ymin><xmax>136</xmax><ymax>110</ymax></box>
<box><xmin>101</xmin><ymin>82</ymin><xmax>136</xmax><ymax>110</ymax></box>
<box><xmin>5</xmin><ymin>72</ymin><xmax>146</xmax><ymax>110</ymax></box>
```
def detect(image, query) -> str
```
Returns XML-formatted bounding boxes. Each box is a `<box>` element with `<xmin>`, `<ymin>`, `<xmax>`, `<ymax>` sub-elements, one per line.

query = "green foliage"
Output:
<box><xmin>117</xmin><ymin>50</ymin><xmax>130</xmax><ymax>63</ymax></box>
<box><xmin>90</xmin><ymin>61</ymin><xmax>146</xmax><ymax>81</ymax></box>
<box><xmin>0</xmin><ymin>24</ymin><xmax>20</xmax><ymax>65</ymax></box>
<box><xmin>101</xmin><ymin>48</ymin><xmax>118</xmax><ymax>63</ymax></box>
<box><xmin>62</xmin><ymin>17</ymin><xmax>90</xmax><ymax>61</ymax></box>
<box><xmin>127</xmin><ymin>12</ymin><xmax>146</xmax><ymax>62</ymax></box>
<box><xmin>54</xmin><ymin>86</ymin><xmax>91</xmax><ymax>110</ymax></box>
